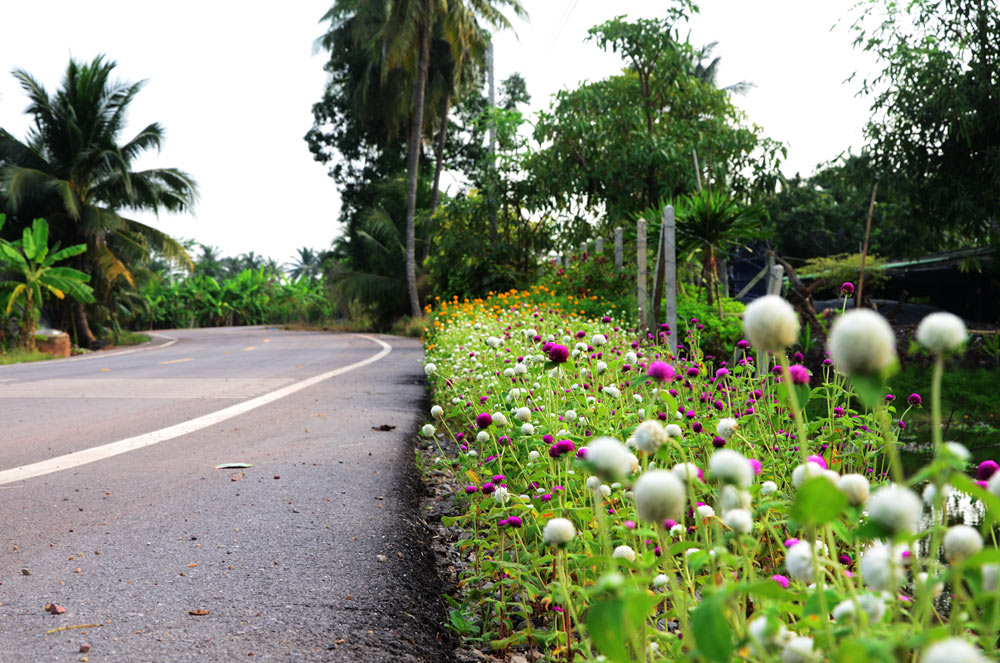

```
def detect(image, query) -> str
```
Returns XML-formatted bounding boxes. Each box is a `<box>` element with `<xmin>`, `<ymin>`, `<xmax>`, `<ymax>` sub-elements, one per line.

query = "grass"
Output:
<box><xmin>110</xmin><ymin>331</ymin><xmax>151</xmax><ymax>347</ymax></box>
<box><xmin>890</xmin><ymin>360</ymin><xmax>1000</xmax><ymax>422</ymax></box>
<box><xmin>0</xmin><ymin>348</ymin><xmax>54</xmax><ymax>365</ymax></box>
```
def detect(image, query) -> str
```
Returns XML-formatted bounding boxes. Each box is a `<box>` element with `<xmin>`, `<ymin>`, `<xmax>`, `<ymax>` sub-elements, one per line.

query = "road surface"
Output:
<box><xmin>0</xmin><ymin>327</ymin><xmax>450</xmax><ymax>662</ymax></box>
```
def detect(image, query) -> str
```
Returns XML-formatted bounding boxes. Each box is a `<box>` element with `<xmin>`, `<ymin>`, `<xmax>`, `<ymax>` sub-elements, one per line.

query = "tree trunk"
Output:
<box><xmin>74</xmin><ymin>300</ymin><xmax>96</xmax><ymax>349</ymax></box>
<box><xmin>404</xmin><ymin>16</ymin><xmax>430</xmax><ymax>319</ymax></box>
<box><xmin>430</xmin><ymin>88</ymin><xmax>450</xmax><ymax>213</ymax></box>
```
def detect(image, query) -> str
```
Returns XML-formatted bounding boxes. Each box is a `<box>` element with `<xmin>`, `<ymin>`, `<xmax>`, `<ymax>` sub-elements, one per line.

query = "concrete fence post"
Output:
<box><xmin>637</xmin><ymin>219</ymin><xmax>647</xmax><ymax>329</ymax></box>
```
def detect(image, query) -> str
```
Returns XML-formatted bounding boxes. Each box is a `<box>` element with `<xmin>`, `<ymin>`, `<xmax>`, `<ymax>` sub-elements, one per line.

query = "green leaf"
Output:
<box><xmin>31</xmin><ymin>218</ymin><xmax>49</xmax><ymax>263</ymax></box>
<box><xmin>849</xmin><ymin>373</ymin><xmax>888</xmax><ymax>409</ymax></box>
<box><xmin>851</xmin><ymin>519</ymin><xmax>893</xmax><ymax>543</ymax></box>
<box><xmin>586</xmin><ymin>598</ymin><xmax>632</xmax><ymax>663</ymax></box>
<box><xmin>803</xmin><ymin>589</ymin><xmax>840</xmax><ymax>617</ymax></box>
<box><xmin>692</xmin><ymin>595</ymin><xmax>733</xmax><ymax>662</ymax></box>
<box><xmin>740</xmin><ymin>579</ymin><xmax>796</xmax><ymax>602</ymax></box>
<box><xmin>791</xmin><ymin>477</ymin><xmax>846</xmax><ymax>527</ymax></box>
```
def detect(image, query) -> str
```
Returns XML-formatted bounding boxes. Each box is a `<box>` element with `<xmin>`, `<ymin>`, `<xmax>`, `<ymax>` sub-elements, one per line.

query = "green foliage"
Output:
<box><xmin>850</xmin><ymin>0</ymin><xmax>1000</xmax><ymax>251</ymax></box>
<box><xmin>0</xmin><ymin>215</ymin><xmax>94</xmax><ymax>351</ymax></box>
<box><xmin>134</xmin><ymin>269</ymin><xmax>331</xmax><ymax>330</ymax></box>
<box><xmin>798</xmin><ymin>253</ymin><xmax>888</xmax><ymax>297</ymax></box>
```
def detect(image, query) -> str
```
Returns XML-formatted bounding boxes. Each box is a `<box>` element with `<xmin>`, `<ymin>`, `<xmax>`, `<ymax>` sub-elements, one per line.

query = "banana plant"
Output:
<box><xmin>0</xmin><ymin>215</ymin><xmax>95</xmax><ymax>351</ymax></box>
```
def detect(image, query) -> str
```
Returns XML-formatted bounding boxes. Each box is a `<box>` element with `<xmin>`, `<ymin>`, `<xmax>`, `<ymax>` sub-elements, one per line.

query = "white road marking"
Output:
<box><xmin>0</xmin><ymin>378</ymin><xmax>294</xmax><ymax>399</ymax></box>
<box><xmin>0</xmin><ymin>335</ymin><xmax>392</xmax><ymax>485</ymax></box>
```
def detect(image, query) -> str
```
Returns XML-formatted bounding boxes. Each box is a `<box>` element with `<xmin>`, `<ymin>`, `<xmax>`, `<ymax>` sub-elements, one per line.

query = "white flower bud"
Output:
<box><xmin>592</xmin><ymin>334</ymin><xmax>607</xmax><ymax>346</ymax></box>
<box><xmin>420</xmin><ymin>424</ymin><xmax>436</xmax><ymax>437</ymax></box>
<box><xmin>742</xmin><ymin>295</ymin><xmax>800</xmax><ymax>352</ymax></box>
<box><xmin>716</xmin><ymin>417</ymin><xmax>738</xmax><ymax>439</ymax></box>
<box><xmin>722</xmin><ymin>508</ymin><xmax>753</xmax><ymax>534</ymax></box>
<box><xmin>513</xmin><ymin>363</ymin><xmax>527</xmax><ymax>375</ymax></box>
<box><xmin>696</xmin><ymin>504</ymin><xmax>716</xmax><ymax>520</ymax></box>
<box><xmin>542</xmin><ymin>518</ymin><xmax>575</xmax><ymax>546</ymax></box>
<box><xmin>424</xmin><ymin>363</ymin><xmax>437</xmax><ymax>375</ymax></box>
<box><xmin>859</xmin><ymin>542</ymin><xmax>905</xmax><ymax>591</ymax></box>
<box><xmin>665</xmin><ymin>423</ymin><xmax>682</xmax><ymax>438</ymax></box>
<box><xmin>983</xmin><ymin>563</ymin><xmax>999</xmax><ymax>591</ymax></box>
<box><xmin>761</xmin><ymin>480</ymin><xmax>778</xmax><ymax>496</ymax></box>
<box><xmin>672</xmin><ymin>462</ymin><xmax>701</xmax><ymax>484</ymax></box>
<box><xmin>586</xmin><ymin>437</ymin><xmax>633</xmax><ymax>480</ymax></box>
<box><xmin>514</xmin><ymin>407</ymin><xmax>531</xmax><ymax>422</ymax></box>
<box><xmin>923</xmin><ymin>638</ymin><xmax>989</xmax><ymax>663</ymax></box>
<box><xmin>491</xmin><ymin>412</ymin><xmax>508</xmax><ymax>427</ymax></box>
<box><xmin>785</xmin><ymin>542</ymin><xmax>814</xmax><ymax>582</ymax></box>
<box><xmin>781</xmin><ymin>636</ymin><xmax>815</xmax><ymax>663</ymax></box>
<box><xmin>604</xmin><ymin>385</ymin><xmax>620</xmax><ymax>399</ymax></box>
<box><xmin>634</xmin><ymin>420</ymin><xmax>667</xmax><ymax>454</ymax></box>
<box><xmin>612</xmin><ymin>544</ymin><xmax>636</xmax><ymax>562</ymax></box>
<box><xmin>596</xmin><ymin>361</ymin><xmax>608</xmax><ymax>374</ymax></box>
<box><xmin>430</xmin><ymin>405</ymin><xmax>444</xmax><ymax>419</ymax></box>
<box><xmin>477</xmin><ymin>431</ymin><xmax>490</xmax><ymax>443</ymax></box>
<box><xmin>828</xmin><ymin>309</ymin><xmax>896</xmax><ymax>375</ymax></box>
<box><xmin>836</xmin><ymin>473</ymin><xmax>870</xmax><ymax>506</ymax></box>
<box><xmin>528</xmin><ymin>450</ymin><xmax>540</xmax><ymax>461</ymax></box>
<box><xmin>916</xmin><ymin>312</ymin><xmax>966</xmax><ymax>353</ymax></box>
<box><xmin>633</xmin><ymin>470</ymin><xmax>685</xmax><ymax>524</ymax></box>
<box><xmin>719</xmin><ymin>485</ymin><xmax>752</xmax><ymax>514</ymax></box>
<box><xmin>520</xmin><ymin>423</ymin><xmax>535</xmax><ymax>435</ymax></box>
<box><xmin>943</xmin><ymin>524</ymin><xmax>983</xmax><ymax>563</ymax></box>
<box><xmin>709</xmin><ymin>449</ymin><xmax>753</xmax><ymax>488</ymax></box>
<box><xmin>868</xmin><ymin>484</ymin><xmax>922</xmax><ymax>535</ymax></box>
<box><xmin>653</xmin><ymin>573</ymin><xmax>669</xmax><ymax>587</ymax></box>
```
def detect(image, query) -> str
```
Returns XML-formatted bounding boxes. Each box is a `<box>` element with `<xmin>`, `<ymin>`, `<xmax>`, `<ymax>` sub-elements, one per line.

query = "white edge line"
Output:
<box><xmin>0</xmin><ymin>334</ymin><xmax>391</xmax><ymax>486</ymax></box>
<box><xmin>0</xmin><ymin>332</ymin><xmax>179</xmax><ymax>368</ymax></box>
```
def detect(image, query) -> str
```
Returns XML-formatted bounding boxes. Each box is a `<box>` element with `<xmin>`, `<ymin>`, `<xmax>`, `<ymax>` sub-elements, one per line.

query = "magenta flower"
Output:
<box><xmin>771</xmin><ymin>574</ymin><xmax>790</xmax><ymax>589</ymax></box>
<box><xmin>841</xmin><ymin>282</ymin><xmax>855</xmax><ymax>295</ymax></box>
<box><xmin>977</xmin><ymin>460</ymin><xmax>999</xmax><ymax>481</ymax></box>
<box><xmin>548</xmin><ymin>344</ymin><xmax>570</xmax><ymax>363</ymax></box>
<box><xmin>476</xmin><ymin>412</ymin><xmax>493</xmax><ymax>429</ymax></box>
<box><xmin>907</xmin><ymin>393</ymin><xmax>922</xmax><ymax>406</ymax></box>
<box><xmin>787</xmin><ymin>364</ymin><xmax>810</xmax><ymax>385</ymax></box>
<box><xmin>806</xmin><ymin>454</ymin><xmax>827</xmax><ymax>469</ymax></box>
<box><xmin>647</xmin><ymin>360</ymin><xmax>676</xmax><ymax>383</ymax></box>
<box><xmin>748</xmin><ymin>458</ymin><xmax>762</xmax><ymax>475</ymax></box>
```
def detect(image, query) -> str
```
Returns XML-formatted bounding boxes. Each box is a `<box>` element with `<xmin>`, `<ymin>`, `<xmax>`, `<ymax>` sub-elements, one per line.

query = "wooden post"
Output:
<box><xmin>614</xmin><ymin>227</ymin><xmax>623</xmax><ymax>272</ymax></box>
<box><xmin>664</xmin><ymin>205</ymin><xmax>678</xmax><ymax>355</ymax></box>
<box><xmin>637</xmin><ymin>218</ymin><xmax>647</xmax><ymax>329</ymax></box>
<box><xmin>595</xmin><ymin>237</ymin><xmax>604</xmax><ymax>254</ymax></box>
<box><xmin>856</xmin><ymin>183</ymin><xmax>878</xmax><ymax>308</ymax></box>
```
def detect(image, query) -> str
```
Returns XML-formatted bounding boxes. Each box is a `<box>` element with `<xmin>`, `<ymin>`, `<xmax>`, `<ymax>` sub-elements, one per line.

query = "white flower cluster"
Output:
<box><xmin>827</xmin><ymin>309</ymin><xmax>896</xmax><ymax>375</ymax></box>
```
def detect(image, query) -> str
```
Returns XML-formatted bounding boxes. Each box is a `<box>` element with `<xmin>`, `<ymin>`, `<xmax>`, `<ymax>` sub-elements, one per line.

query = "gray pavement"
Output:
<box><xmin>0</xmin><ymin>328</ymin><xmax>451</xmax><ymax>662</ymax></box>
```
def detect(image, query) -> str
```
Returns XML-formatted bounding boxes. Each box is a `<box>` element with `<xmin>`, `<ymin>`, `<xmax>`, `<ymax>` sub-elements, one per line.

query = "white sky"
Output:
<box><xmin>0</xmin><ymin>1</ymin><xmax>879</xmax><ymax>265</ymax></box>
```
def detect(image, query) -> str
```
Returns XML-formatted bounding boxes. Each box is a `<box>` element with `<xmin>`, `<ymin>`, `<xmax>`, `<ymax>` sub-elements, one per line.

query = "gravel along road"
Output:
<box><xmin>0</xmin><ymin>328</ymin><xmax>452</xmax><ymax>662</ymax></box>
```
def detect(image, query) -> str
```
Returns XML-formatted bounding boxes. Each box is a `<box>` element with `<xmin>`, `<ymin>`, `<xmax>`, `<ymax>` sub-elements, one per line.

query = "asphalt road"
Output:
<box><xmin>0</xmin><ymin>327</ymin><xmax>450</xmax><ymax>662</ymax></box>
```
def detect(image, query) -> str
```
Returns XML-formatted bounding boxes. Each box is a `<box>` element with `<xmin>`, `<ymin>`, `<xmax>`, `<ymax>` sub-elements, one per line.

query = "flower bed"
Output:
<box><xmin>421</xmin><ymin>288</ymin><xmax>1000</xmax><ymax>662</ymax></box>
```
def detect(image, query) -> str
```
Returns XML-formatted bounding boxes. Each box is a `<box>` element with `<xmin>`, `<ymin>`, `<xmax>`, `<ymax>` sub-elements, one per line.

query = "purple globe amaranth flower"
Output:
<box><xmin>497</xmin><ymin>435</ymin><xmax>511</xmax><ymax>446</ymax></box>
<box><xmin>575</xmin><ymin>447</ymin><xmax>588</xmax><ymax>459</ymax></box>
<box><xmin>907</xmin><ymin>393</ymin><xmax>922</xmax><ymax>406</ymax></box>
<box><xmin>506</xmin><ymin>516</ymin><xmax>523</xmax><ymax>528</ymax></box>
<box><xmin>481</xmin><ymin>482</ymin><xmax>495</xmax><ymax>494</ymax></box>
<box><xmin>692</xmin><ymin>422</ymin><xmax>703</xmax><ymax>433</ymax></box>
<box><xmin>787</xmin><ymin>364</ymin><xmax>810</xmax><ymax>385</ymax></box>
<box><xmin>540</xmin><ymin>493</ymin><xmax>552</xmax><ymax>502</ymax></box>
<box><xmin>549</xmin><ymin>439</ymin><xmax>576</xmax><ymax>458</ymax></box>
<box><xmin>715</xmin><ymin>368</ymin><xmax>730</xmax><ymax>379</ymax></box>
<box><xmin>833</xmin><ymin>406</ymin><xmax>845</xmax><ymax>417</ymax></box>
<box><xmin>771</xmin><ymin>574</ymin><xmax>791</xmax><ymax>589</ymax></box>
<box><xmin>841</xmin><ymin>282</ymin><xmax>855</xmax><ymax>295</ymax></box>
<box><xmin>806</xmin><ymin>454</ymin><xmax>827</xmax><ymax>469</ymax></box>
<box><xmin>647</xmin><ymin>360</ymin><xmax>676</xmax><ymax>383</ymax></box>
<box><xmin>792</xmin><ymin>352</ymin><xmax>804</xmax><ymax>362</ymax></box>
<box><xmin>542</xmin><ymin>434</ymin><xmax>554</xmax><ymax>444</ymax></box>
<box><xmin>748</xmin><ymin>458</ymin><xmax>762</xmax><ymax>475</ymax></box>
<box><xmin>712</xmin><ymin>436</ymin><xmax>726</xmax><ymax>448</ymax></box>
<box><xmin>884</xmin><ymin>393</ymin><xmax>895</xmax><ymax>402</ymax></box>
<box><xmin>548</xmin><ymin>344</ymin><xmax>570</xmax><ymax>363</ymax></box>
<box><xmin>601</xmin><ymin>316</ymin><xmax>612</xmax><ymax>323</ymax></box>
<box><xmin>476</xmin><ymin>412</ymin><xmax>493</xmax><ymax>429</ymax></box>
<box><xmin>624</xmin><ymin>520</ymin><xmax>636</xmax><ymax>529</ymax></box>
<box><xmin>784</xmin><ymin>538</ymin><xmax>800</xmax><ymax>548</ymax></box>
<box><xmin>464</xmin><ymin>485</ymin><xmax>477</xmax><ymax>495</ymax></box>
<box><xmin>542</xmin><ymin>341</ymin><xmax>554</xmax><ymax>354</ymax></box>
<box><xmin>492</xmin><ymin>474</ymin><xmax>505</xmax><ymax>483</ymax></box>
<box><xmin>977</xmin><ymin>460</ymin><xmax>1000</xmax><ymax>481</ymax></box>
<box><xmin>736</xmin><ymin>339</ymin><xmax>750</xmax><ymax>350</ymax></box>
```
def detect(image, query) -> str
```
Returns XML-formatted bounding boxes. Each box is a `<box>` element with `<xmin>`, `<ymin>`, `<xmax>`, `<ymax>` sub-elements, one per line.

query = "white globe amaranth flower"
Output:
<box><xmin>528</xmin><ymin>450</ymin><xmax>540</xmax><ymax>461</ymax></box>
<box><xmin>493</xmin><ymin>485</ymin><xmax>510</xmax><ymax>504</ymax></box>
<box><xmin>592</xmin><ymin>333</ymin><xmax>607</xmax><ymax>346</ymax></box>
<box><xmin>653</xmin><ymin>573</ymin><xmax>670</xmax><ymax>587</ymax></box>
<box><xmin>625</xmin><ymin>351</ymin><xmax>638</xmax><ymax>364</ymax></box>
<box><xmin>671</xmin><ymin>462</ymin><xmax>701</xmax><ymax>484</ymax></box>
<box><xmin>430</xmin><ymin>405</ymin><xmax>444</xmax><ymax>419</ymax></box>
<box><xmin>716</xmin><ymin>417</ymin><xmax>739</xmax><ymax>440</ymax></box>
<box><xmin>520</xmin><ymin>423</ymin><xmax>535</xmax><ymax>436</ymax></box>
<box><xmin>476</xmin><ymin>431</ymin><xmax>490</xmax><ymax>444</ymax></box>
<box><xmin>514</xmin><ymin>407</ymin><xmax>531</xmax><ymax>422</ymax></box>
<box><xmin>761</xmin><ymin>480</ymin><xmax>778</xmax><ymax>496</ymax></box>
<box><xmin>785</xmin><ymin>541</ymin><xmax>814</xmax><ymax>582</ymax></box>
<box><xmin>595</xmin><ymin>361</ymin><xmax>608</xmax><ymax>374</ymax></box>
<box><xmin>989</xmin><ymin>473</ymin><xmax>1000</xmax><ymax>499</ymax></box>
<box><xmin>604</xmin><ymin>385</ymin><xmax>620</xmax><ymax>399</ymax></box>
<box><xmin>747</xmin><ymin>616</ymin><xmax>792</xmax><ymax>656</ymax></box>
<box><xmin>586</xmin><ymin>437</ymin><xmax>633</xmax><ymax>480</ymax></box>
<box><xmin>923</xmin><ymin>638</ymin><xmax>989</xmax><ymax>663</ymax></box>
<box><xmin>564</xmin><ymin>409</ymin><xmax>578</xmax><ymax>422</ymax></box>
<box><xmin>943</xmin><ymin>524</ymin><xmax>983</xmax><ymax>563</ymax></box>
<box><xmin>781</xmin><ymin>636</ymin><xmax>815</xmax><ymax>663</ymax></box>
<box><xmin>424</xmin><ymin>363</ymin><xmax>437</xmax><ymax>375</ymax></box>
<box><xmin>596</xmin><ymin>571</ymin><xmax>625</xmax><ymax>592</ymax></box>
<box><xmin>542</xmin><ymin>517</ymin><xmax>576</xmax><ymax>547</ymax></box>
<box><xmin>665</xmin><ymin>423</ymin><xmax>682</xmax><ymax>438</ymax></box>
<box><xmin>626</xmin><ymin>453</ymin><xmax>640</xmax><ymax>475</ymax></box>
<box><xmin>585</xmin><ymin>476</ymin><xmax>602</xmax><ymax>493</ymax></box>
<box><xmin>467</xmin><ymin>449</ymin><xmax>477</xmax><ymax>457</ymax></box>
<box><xmin>503</xmin><ymin>367</ymin><xmax>515</xmax><ymax>378</ymax></box>
<box><xmin>612</xmin><ymin>544</ymin><xmax>636</xmax><ymax>562</ymax></box>
<box><xmin>832</xmin><ymin>593</ymin><xmax>885</xmax><ymax>625</ymax></box>
<box><xmin>868</xmin><ymin>484</ymin><xmax>922</xmax><ymax>535</ymax></box>
<box><xmin>599</xmin><ymin>484</ymin><xmax>611</xmax><ymax>498</ymax></box>
<box><xmin>827</xmin><ymin>309</ymin><xmax>896</xmax><ymax>375</ymax></box>
<box><xmin>742</xmin><ymin>295</ymin><xmax>800</xmax><ymax>352</ymax></box>
<box><xmin>695</xmin><ymin>504</ymin><xmax>716</xmax><ymax>520</ymax></box>
<box><xmin>491</xmin><ymin>412</ymin><xmax>509</xmax><ymax>427</ymax></box>
<box><xmin>916</xmin><ymin>312</ymin><xmax>967</xmax><ymax>353</ymax></box>
<box><xmin>791</xmin><ymin>462</ymin><xmax>826</xmax><ymax>489</ymax></box>
<box><xmin>836</xmin><ymin>474</ymin><xmax>870</xmax><ymax>506</ymax></box>
<box><xmin>420</xmin><ymin>424</ymin><xmax>436</xmax><ymax>437</ymax></box>
<box><xmin>633</xmin><ymin>469</ymin><xmax>686</xmax><ymax>524</ymax></box>
<box><xmin>634</xmin><ymin>419</ymin><xmax>668</xmax><ymax>454</ymax></box>
<box><xmin>513</xmin><ymin>362</ymin><xmax>527</xmax><ymax>375</ymax></box>
<box><xmin>633</xmin><ymin>394</ymin><xmax>643</xmax><ymax>403</ymax></box>
<box><xmin>709</xmin><ymin>449</ymin><xmax>753</xmax><ymax>488</ymax></box>
<box><xmin>916</xmin><ymin>572</ymin><xmax>944</xmax><ymax>599</ymax></box>
<box><xmin>722</xmin><ymin>508</ymin><xmax>753</xmax><ymax>534</ymax></box>
<box><xmin>859</xmin><ymin>542</ymin><xmax>905</xmax><ymax>591</ymax></box>
<box><xmin>486</xmin><ymin>336</ymin><xmax>501</xmax><ymax>348</ymax></box>
<box><xmin>719</xmin><ymin>485</ymin><xmax>752</xmax><ymax>513</ymax></box>
<box><xmin>922</xmin><ymin>482</ymin><xmax>953</xmax><ymax>504</ymax></box>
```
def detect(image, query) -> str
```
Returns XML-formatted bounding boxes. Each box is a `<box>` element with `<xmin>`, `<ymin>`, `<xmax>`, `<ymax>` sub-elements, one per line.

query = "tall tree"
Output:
<box><xmin>850</xmin><ymin>0</ymin><xmax>1000</xmax><ymax>252</ymax></box>
<box><xmin>0</xmin><ymin>55</ymin><xmax>197</xmax><ymax>346</ymax></box>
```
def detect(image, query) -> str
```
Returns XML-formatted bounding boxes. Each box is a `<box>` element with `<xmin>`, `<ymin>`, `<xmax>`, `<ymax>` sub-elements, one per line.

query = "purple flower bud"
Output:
<box><xmin>542</xmin><ymin>434</ymin><xmax>554</xmax><ymax>444</ymax></box>
<box><xmin>465</xmin><ymin>485</ymin><xmax>477</xmax><ymax>494</ymax></box>
<box><xmin>712</xmin><ymin>436</ymin><xmax>726</xmax><ymax>448</ymax></box>
<box><xmin>977</xmin><ymin>460</ymin><xmax>1000</xmax><ymax>481</ymax></box>
<box><xmin>841</xmin><ymin>282</ymin><xmax>855</xmax><ymax>295</ymax></box>
<box><xmin>907</xmin><ymin>393</ymin><xmax>922</xmax><ymax>406</ymax></box>
<box><xmin>476</xmin><ymin>412</ymin><xmax>493</xmax><ymax>429</ymax></box>
<box><xmin>481</xmin><ymin>482</ymin><xmax>495</xmax><ymax>494</ymax></box>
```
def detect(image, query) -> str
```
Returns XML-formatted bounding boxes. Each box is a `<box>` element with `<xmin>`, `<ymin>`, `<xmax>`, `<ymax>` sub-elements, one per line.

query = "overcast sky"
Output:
<box><xmin>0</xmin><ymin>1</ymin><xmax>879</xmax><ymax>265</ymax></box>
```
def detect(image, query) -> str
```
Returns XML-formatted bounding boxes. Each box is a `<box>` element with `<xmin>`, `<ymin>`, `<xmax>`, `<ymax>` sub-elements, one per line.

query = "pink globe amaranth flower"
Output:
<box><xmin>806</xmin><ymin>454</ymin><xmax>827</xmax><ymax>469</ymax></box>
<box><xmin>907</xmin><ymin>393</ymin><xmax>922</xmax><ymax>406</ymax></box>
<box><xmin>748</xmin><ymin>459</ymin><xmax>762</xmax><ymax>475</ymax></box>
<box><xmin>542</xmin><ymin>341</ymin><xmax>554</xmax><ymax>354</ymax></box>
<box><xmin>542</xmin><ymin>434</ymin><xmax>554</xmax><ymax>444</ymax></box>
<box><xmin>771</xmin><ymin>574</ymin><xmax>790</xmax><ymax>589</ymax></box>
<box><xmin>548</xmin><ymin>344</ymin><xmax>570</xmax><ymax>363</ymax></box>
<box><xmin>784</xmin><ymin>538</ymin><xmax>800</xmax><ymax>548</ymax></box>
<box><xmin>841</xmin><ymin>282</ymin><xmax>855</xmax><ymax>295</ymax></box>
<box><xmin>736</xmin><ymin>339</ymin><xmax>750</xmax><ymax>350</ymax></box>
<box><xmin>793</xmin><ymin>351</ymin><xmax>804</xmax><ymax>362</ymax></box>
<box><xmin>833</xmin><ymin>407</ymin><xmax>845</xmax><ymax>417</ymax></box>
<box><xmin>787</xmin><ymin>364</ymin><xmax>810</xmax><ymax>385</ymax></box>
<box><xmin>540</xmin><ymin>493</ymin><xmax>552</xmax><ymax>502</ymax></box>
<box><xmin>506</xmin><ymin>516</ymin><xmax>523</xmax><ymax>528</ymax></box>
<box><xmin>464</xmin><ymin>485</ymin><xmax>477</xmax><ymax>495</ymax></box>
<box><xmin>715</xmin><ymin>368</ymin><xmax>730</xmax><ymax>379</ymax></box>
<box><xmin>647</xmin><ymin>360</ymin><xmax>676</xmax><ymax>383</ymax></box>
<box><xmin>476</xmin><ymin>412</ymin><xmax>493</xmax><ymax>429</ymax></box>
<box><xmin>624</xmin><ymin>520</ymin><xmax>636</xmax><ymax>529</ymax></box>
<box><xmin>977</xmin><ymin>460</ymin><xmax>1000</xmax><ymax>481</ymax></box>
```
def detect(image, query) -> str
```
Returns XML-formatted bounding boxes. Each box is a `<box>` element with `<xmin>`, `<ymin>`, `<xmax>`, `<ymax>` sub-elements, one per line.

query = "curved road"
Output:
<box><xmin>0</xmin><ymin>328</ymin><xmax>449</xmax><ymax>662</ymax></box>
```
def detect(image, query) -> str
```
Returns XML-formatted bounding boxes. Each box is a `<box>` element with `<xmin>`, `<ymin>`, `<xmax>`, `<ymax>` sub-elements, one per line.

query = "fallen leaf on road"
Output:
<box><xmin>372</xmin><ymin>424</ymin><xmax>396</xmax><ymax>431</ymax></box>
<box><xmin>79</xmin><ymin>643</ymin><xmax>91</xmax><ymax>653</ymax></box>
<box><xmin>215</xmin><ymin>463</ymin><xmax>253</xmax><ymax>470</ymax></box>
<box><xmin>188</xmin><ymin>609</ymin><xmax>210</xmax><ymax>616</ymax></box>
<box><xmin>45</xmin><ymin>604</ymin><xmax>66</xmax><ymax>615</ymax></box>
<box><xmin>45</xmin><ymin>624</ymin><xmax>100</xmax><ymax>635</ymax></box>
<box><xmin>187</xmin><ymin>563</ymin><xmax>198</xmax><ymax>568</ymax></box>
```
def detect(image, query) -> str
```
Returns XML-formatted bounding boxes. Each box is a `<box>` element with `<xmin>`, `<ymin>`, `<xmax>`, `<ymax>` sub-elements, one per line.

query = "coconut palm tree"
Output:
<box><xmin>0</xmin><ymin>55</ymin><xmax>197</xmax><ymax>346</ymax></box>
